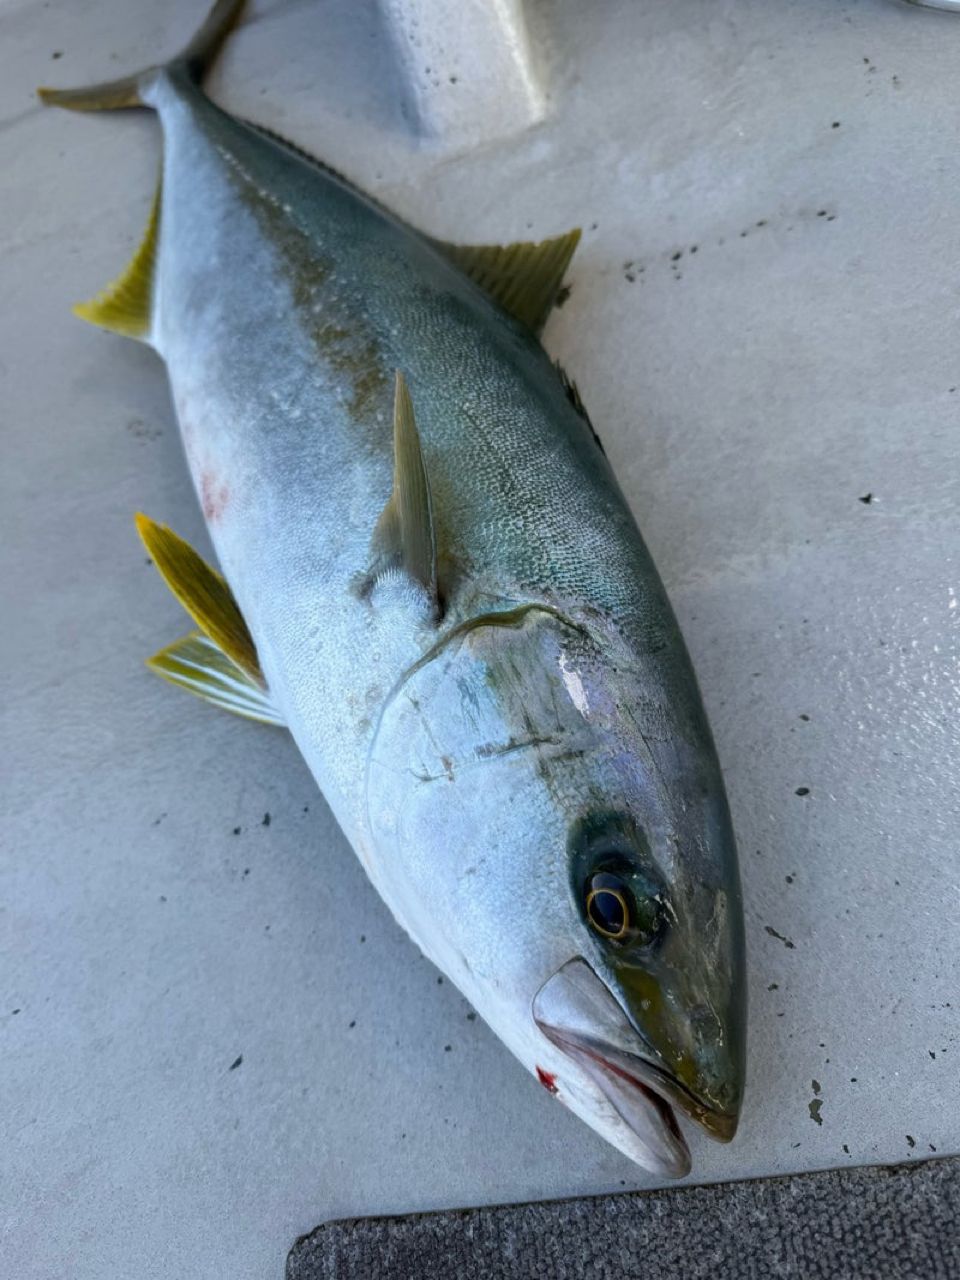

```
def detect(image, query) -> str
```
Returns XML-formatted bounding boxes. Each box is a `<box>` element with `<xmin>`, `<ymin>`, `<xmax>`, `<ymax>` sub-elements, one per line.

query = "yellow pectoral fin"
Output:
<box><xmin>431</xmin><ymin>227</ymin><xmax>580</xmax><ymax>335</ymax></box>
<box><xmin>74</xmin><ymin>179</ymin><xmax>161</xmax><ymax>339</ymax></box>
<box><xmin>136</xmin><ymin>513</ymin><xmax>263</xmax><ymax>685</ymax></box>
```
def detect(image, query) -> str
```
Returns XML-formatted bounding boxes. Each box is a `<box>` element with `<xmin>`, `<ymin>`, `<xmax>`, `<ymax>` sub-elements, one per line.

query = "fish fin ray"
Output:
<box><xmin>73</xmin><ymin>179</ymin><xmax>161</xmax><ymax>339</ymax></box>
<box><xmin>555</xmin><ymin>362</ymin><xmax>605</xmax><ymax>455</ymax></box>
<box><xmin>136</xmin><ymin>513</ymin><xmax>263</xmax><ymax>683</ymax></box>
<box><xmin>38</xmin><ymin>0</ymin><xmax>245</xmax><ymax>110</ymax></box>
<box><xmin>147</xmin><ymin>632</ymin><xmax>284</xmax><ymax>726</ymax></box>
<box><xmin>430</xmin><ymin>229</ymin><xmax>581</xmax><ymax>335</ymax></box>
<box><xmin>372</xmin><ymin>372</ymin><xmax>439</xmax><ymax>611</ymax></box>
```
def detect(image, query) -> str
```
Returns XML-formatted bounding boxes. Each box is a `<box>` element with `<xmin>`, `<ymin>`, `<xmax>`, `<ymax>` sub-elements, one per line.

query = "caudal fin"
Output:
<box><xmin>37</xmin><ymin>0</ymin><xmax>245</xmax><ymax>111</ymax></box>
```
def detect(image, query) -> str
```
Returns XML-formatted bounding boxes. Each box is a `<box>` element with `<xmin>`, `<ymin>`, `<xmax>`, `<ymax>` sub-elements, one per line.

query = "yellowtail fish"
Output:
<box><xmin>41</xmin><ymin>0</ymin><xmax>745</xmax><ymax>1176</ymax></box>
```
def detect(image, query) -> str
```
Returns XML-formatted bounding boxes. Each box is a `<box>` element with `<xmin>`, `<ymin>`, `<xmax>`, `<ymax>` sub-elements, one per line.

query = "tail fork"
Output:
<box><xmin>37</xmin><ymin>0</ymin><xmax>244</xmax><ymax>112</ymax></box>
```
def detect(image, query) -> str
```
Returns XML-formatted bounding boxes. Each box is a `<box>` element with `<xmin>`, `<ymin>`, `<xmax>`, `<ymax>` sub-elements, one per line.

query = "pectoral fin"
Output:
<box><xmin>371</xmin><ymin>372</ymin><xmax>439</xmax><ymax>614</ymax></box>
<box><xmin>136</xmin><ymin>513</ymin><xmax>262</xmax><ymax>683</ymax></box>
<box><xmin>146</xmin><ymin>632</ymin><xmax>284</xmax><ymax>726</ymax></box>
<box><xmin>432</xmin><ymin>228</ymin><xmax>580</xmax><ymax>335</ymax></box>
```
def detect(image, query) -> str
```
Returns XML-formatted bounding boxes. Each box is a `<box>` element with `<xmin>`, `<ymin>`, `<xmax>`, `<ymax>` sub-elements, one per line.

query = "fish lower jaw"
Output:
<box><xmin>538</xmin><ymin>1023</ymin><xmax>692</xmax><ymax>1179</ymax></box>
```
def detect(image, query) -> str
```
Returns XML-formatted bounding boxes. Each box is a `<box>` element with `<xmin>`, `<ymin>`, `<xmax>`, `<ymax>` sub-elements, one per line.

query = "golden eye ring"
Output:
<box><xmin>585</xmin><ymin>884</ymin><xmax>630</xmax><ymax>940</ymax></box>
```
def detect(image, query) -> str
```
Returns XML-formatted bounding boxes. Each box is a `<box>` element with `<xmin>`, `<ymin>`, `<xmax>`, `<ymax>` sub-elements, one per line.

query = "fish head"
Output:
<box><xmin>365</xmin><ymin>602</ymin><xmax>745</xmax><ymax>1176</ymax></box>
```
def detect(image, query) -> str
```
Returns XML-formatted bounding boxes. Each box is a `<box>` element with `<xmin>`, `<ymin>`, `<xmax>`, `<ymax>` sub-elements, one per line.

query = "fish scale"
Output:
<box><xmin>41</xmin><ymin>0</ymin><xmax>746</xmax><ymax>1177</ymax></box>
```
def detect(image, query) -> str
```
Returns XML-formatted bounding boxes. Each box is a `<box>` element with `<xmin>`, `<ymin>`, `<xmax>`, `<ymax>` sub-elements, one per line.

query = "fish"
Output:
<box><xmin>40</xmin><ymin>0</ymin><xmax>746</xmax><ymax>1177</ymax></box>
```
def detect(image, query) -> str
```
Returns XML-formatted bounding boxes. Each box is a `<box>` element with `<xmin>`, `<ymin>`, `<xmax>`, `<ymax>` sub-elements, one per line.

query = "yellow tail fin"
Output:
<box><xmin>37</xmin><ymin>0</ymin><xmax>244</xmax><ymax>111</ymax></box>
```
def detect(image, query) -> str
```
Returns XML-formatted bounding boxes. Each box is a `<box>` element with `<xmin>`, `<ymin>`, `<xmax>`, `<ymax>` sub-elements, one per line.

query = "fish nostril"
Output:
<box><xmin>689</xmin><ymin>1005</ymin><xmax>722</xmax><ymax>1045</ymax></box>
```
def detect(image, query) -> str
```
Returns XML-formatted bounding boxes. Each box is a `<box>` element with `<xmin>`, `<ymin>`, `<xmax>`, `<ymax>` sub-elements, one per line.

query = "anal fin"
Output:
<box><xmin>74</xmin><ymin>179</ymin><xmax>161</xmax><ymax>339</ymax></box>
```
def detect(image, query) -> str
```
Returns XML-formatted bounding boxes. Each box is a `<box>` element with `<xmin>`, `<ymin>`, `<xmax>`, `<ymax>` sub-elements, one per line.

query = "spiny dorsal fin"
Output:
<box><xmin>136</xmin><ymin>513</ymin><xmax>263</xmax><ymax>684</ymax></box>
<box><xmin>147</xmin><ymin>631</ymin><xmax>284</xmax><ymax>726</ymax></box>
<box><xmin>555</xmin><ymin>362</ymin><xmax>605</xmax><ymax>456</ymax></box>
<box><xmin>74</xmin><ymin>180</ymin><xmax>161</xmax><ymax>339</ymax></box>
<box><xmin>372</xmin><ymin>372</ymin><xmax>438</xmax><ymax>611</ymax></box>
<box><xmin>431</xmin><ymin>228</ymin><xmax>581</xmax><ymax>335</ymax></box>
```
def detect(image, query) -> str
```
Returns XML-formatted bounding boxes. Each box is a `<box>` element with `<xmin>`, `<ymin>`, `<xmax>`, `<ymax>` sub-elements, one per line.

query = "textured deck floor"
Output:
<box><xmin>2</xmin><ymin>1</ymin><xmax>959</xmax><ymax>1276</ymax></box>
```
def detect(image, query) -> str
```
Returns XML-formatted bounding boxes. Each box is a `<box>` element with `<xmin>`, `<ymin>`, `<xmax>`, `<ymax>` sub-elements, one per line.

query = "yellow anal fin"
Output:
<box><xmin>136</xmin><ymin>513</ymin><xmax>263</xmax><ymax>685</ymax></box>
<box><xmin>147</xmin><ymin>632</ymin><xmax>284</xmax><ymax>726</ymax></box>
<box><xmin>431</xmin><ymin>227</ymin><xmax>581</xmax><ymax>336</ymax></box>
<box><xmin>372</xmin><ymin>372</ymin><xmax>439</xmax><ymax>613</ymax></box>
<box><xmin>74</xmin><ymin>179</ymin><xmax>161</xmax><ymax>339</ymax></box>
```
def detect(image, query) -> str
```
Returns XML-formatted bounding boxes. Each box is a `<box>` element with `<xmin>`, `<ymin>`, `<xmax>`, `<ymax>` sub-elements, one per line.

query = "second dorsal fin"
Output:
<box><xmin>431</xmin><ymin>228</ymin><xmax>581</xmax><ymax>335</ymax></box>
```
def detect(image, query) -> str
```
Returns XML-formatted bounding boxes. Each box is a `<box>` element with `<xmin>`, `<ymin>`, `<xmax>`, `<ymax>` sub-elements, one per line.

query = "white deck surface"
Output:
<box><xmin>2</xmin><ymin>1</ymin><xmax>959</xmax><ymax>1275</ymax></box>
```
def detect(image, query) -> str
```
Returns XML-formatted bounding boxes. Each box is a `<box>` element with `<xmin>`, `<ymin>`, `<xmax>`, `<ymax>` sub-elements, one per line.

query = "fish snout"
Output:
<box><xmin>532</xmin><ymin>958</ymin><xmax>741</xmax><ymax>1175</ymax></box>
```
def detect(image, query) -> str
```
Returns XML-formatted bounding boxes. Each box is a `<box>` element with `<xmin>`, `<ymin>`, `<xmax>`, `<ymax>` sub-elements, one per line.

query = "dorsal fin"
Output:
<box><xmin>372</xmin><ymin>372</ymin><xmax>438</xmax><ymax>613</ymax></box>
<box><xmin>74</xmin><ymin>179</ymin><xmax>161</xmax><ymax>339</ymax></box>
<box><xmin>136</xmin><ymin>513</ymin><xmax>263</xmax><ymax>684</ymax></box>
<box><xmin>431</xmin><ymin>228</ymin><xmax>581</xmax><ymax>335</ymax></box>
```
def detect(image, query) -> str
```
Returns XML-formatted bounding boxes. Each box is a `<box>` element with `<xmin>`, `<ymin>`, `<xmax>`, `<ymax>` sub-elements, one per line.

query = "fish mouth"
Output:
<box><xmin>533</xmin><ymin>958</ymin><xmax>733</xmax><ymax>1178</ymax></box>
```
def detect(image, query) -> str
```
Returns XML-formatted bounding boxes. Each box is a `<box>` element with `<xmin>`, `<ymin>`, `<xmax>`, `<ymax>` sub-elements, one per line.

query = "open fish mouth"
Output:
<box><xmin>533</xmin><ymin>958</ymin><xmax>729</xmax><ymax>1179</ymax></box>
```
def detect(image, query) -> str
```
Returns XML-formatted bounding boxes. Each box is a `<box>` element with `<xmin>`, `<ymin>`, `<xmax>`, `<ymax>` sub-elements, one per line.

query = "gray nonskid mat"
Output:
<box><xmin>287</xmin><ymin>1156</ymin><xmax>960</xmax><ymax>1279</ymax></box>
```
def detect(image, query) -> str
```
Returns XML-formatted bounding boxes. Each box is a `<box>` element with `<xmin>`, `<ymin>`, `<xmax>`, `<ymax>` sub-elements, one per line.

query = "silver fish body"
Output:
<box><xmin>43</xmin><ymin>3</ymin><xmax>746</xmax><ymax>1176</ymax></box>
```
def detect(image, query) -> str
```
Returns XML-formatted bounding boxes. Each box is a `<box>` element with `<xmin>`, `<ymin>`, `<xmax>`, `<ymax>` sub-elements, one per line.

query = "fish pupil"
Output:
<box><xmin>586</xmin><ymin>873</ymin><xmax>630</xmax><ymax>938</ymax></box>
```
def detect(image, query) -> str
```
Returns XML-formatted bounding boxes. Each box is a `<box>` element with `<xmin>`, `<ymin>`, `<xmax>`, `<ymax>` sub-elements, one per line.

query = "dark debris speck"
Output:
<box><xmin>232</xmin><ymin>826</ymin><xmax>241</xmax><ymax>836</ymax></box>
<box><xmin>262</xmin><ymin>812</ymin><xmax>271</xmax><ymax>826</ymax></box>
<box><xmin>555</xmin><ymin>284</ymin><xmax>572</xmax><ymax>309</ymax></box>
<box><xmin>859</xmin><ymin>493</ymin><xmax>873</xmax><ymax>504</ymax></box>
<box><xmin>795</xmin><ymin>786</ymin><xmax>810</xmax><ymax>797</ymax></box>
<box><xmin>906</xmin><ymin>1135</ymin><xmax>916</xmax><ymax>1149</ymax></box>
<box><xmin>765</xmin><ymin>925</ymin><xmax>796</xmax><ymax>950</ymax></box>
<box><xmin>444</xmin><ymin>1044</ymin><xmax>452</xmax><ymax>1052</ymax></box>
<box><xmin>229</xmin><ymin>1055</ymin><xmax>243</xmax><ymax>1071</ymax></box>
<box><xmin>466</xmin><ymin>1011</ymin><xmax>477</xmax><ymax>1022</ymax></box>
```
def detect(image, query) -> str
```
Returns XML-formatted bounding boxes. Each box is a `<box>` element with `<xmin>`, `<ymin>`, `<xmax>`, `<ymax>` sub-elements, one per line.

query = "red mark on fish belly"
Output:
<box><xmin>536</xmin><ymin>1066</ymin><xmax>559</xmax><ymax>1094</ymax></box>
<box><xmin>201</xmin><ymin>470</ymin><xmax>230</xmax><ymax>523</ymax></box>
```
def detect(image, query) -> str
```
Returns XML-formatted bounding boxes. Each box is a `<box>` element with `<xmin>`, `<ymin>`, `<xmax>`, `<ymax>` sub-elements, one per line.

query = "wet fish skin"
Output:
<box><xmin>41</xmin><ymin>0</ymin><xmax>745</xmax><ymax>1175</ymax></box>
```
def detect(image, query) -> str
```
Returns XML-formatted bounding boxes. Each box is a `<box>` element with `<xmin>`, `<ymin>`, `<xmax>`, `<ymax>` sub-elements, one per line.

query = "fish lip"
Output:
<box><xmin>538</xmin><ymin>1020</ymin><xmax>692</xmax><ymax>1178</ymax></box>
<box><xmin>532</xmin><ymin>958</ymin><xmax>737</xmax><ymax>1175</ymax></box>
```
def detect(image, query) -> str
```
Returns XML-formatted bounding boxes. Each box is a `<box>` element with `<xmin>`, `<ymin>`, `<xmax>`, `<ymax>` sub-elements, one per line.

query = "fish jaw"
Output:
<box><xmin>533</xmin><ymin>958</ymin><xmax>739</xmax><ymax>1178</ymax></box>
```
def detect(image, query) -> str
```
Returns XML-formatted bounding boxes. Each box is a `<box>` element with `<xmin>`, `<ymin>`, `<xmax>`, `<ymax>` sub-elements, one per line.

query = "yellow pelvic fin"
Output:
<box><xmin>372</xmin><ymin>372</ymin><xmax>439</xmax><ymax>611</ymax></box>
<box><xmin>136</xmin><ymin>513</ymin><xmax>263</xmax><ymax>685</ymax></box>
<box><xmin>74</xmin><ymin>180</ymin><xmax>161</xmax><ymax>339</ymax></box>
<box><xmin>147</xmin><ymin>631</ymin><xmax>284</xmax><ymax>726</ymax></box>
<box><xmin>432</xmin><ymin>227</ymin><xmax>581</xmax><ymax>335</ymax></box>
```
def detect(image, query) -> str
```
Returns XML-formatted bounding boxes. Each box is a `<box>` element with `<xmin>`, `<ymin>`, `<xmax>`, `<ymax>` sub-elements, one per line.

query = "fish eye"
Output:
<box><xmin>585</xmin><ymin>871</ymin><xmax>632</xmax><ymax>940</ymax></box>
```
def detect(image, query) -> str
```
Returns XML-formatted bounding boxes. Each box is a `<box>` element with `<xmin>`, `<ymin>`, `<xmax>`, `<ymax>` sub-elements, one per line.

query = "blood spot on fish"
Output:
<box><xmin>536</xmin><ymin>1066</ymin><xmax>559</xmax><ymax>1094</ymax></box>
<box><xmin>201</xmin><ymin>470</ymin><xmax>230</xmax><ymax>522</ymax></box>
